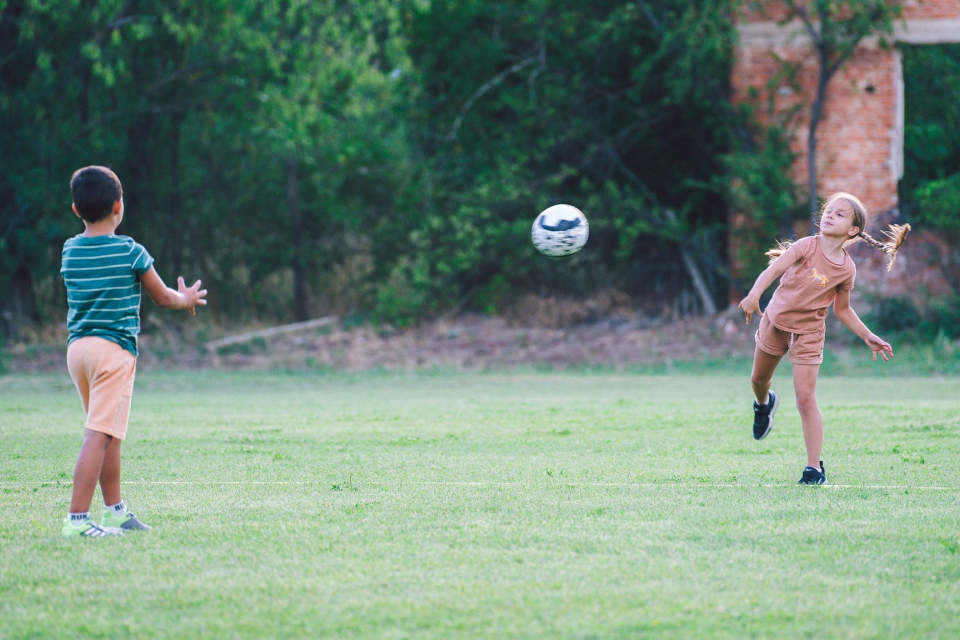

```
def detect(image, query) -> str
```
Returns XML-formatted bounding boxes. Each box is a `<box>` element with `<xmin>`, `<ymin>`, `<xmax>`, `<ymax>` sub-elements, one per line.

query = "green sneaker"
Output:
<box><xmin>62</xmin><ymin>517</ymin><xmax>123</xmax><ymax>538</ymax></box>
<box><xmin>102</xmin><ymin>509</ymin><xmax>152</xmax><ymax>531</ymax></box>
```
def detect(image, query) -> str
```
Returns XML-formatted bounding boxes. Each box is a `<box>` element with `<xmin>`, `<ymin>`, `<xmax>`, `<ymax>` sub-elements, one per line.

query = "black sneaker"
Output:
<box><xmin>798</xmin><ymin>461</ymin><xmax>827</xmax><ymax>485</ymax></box>
<box><xmin>752</xmin><ymin>390</ymin><xmax>780</xmax><ymax>440</ymax></box>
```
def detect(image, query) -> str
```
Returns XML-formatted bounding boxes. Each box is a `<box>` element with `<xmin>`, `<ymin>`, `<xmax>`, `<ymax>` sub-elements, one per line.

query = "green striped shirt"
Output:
<box><xmin>61</xmin><ymin>234</ymin><xmax>155</xmax><ymax>356</ymax></box>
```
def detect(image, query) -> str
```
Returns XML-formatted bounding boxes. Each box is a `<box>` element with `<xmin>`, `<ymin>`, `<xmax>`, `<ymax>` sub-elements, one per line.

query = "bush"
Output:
<box><xmin>375</xmin><ymin>264</ymin><xmax>428</xmax><ymax>328</ymax></box>
<box><xmin>919</xmin><ymin>294</ymin><xmax>960</xmax><ymax>340</ymax></box>
<box><xmin>914</xmin><ymin>174</ymin><xmax>960</xmax><ymax>234</ymax></box>
<box><xmin>865</xmin><ymin>293</ymin><xmax>960</xmax><ymax>342</ymax></box>
<box><xmin>864</xmin><ymin>296</ymin><xmax>920</xmax><ymax>334</ymax></box>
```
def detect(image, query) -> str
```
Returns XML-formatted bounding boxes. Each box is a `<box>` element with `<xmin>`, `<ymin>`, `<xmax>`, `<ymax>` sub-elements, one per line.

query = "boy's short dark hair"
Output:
<box><xmin>71</xmin><ymin>166</ymin><xmax>123</xmax><ymax>223</ymax></box>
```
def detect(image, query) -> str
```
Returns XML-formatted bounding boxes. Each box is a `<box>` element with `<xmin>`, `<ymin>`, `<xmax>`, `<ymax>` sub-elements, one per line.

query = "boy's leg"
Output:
<box><xmin>750</xmin><ymin>347</ymin><xmax>782</xmax><ymax>404</ymax></box>
<box><xmin>70</xmin><ymin>429</ymin><xmax>114</xmax><ymax>513</ymax></box>
<box><xmin>97</xmin><ymin>414</ymin><xmax>151</xmax><ymax>531</ymax></box>
<box><xmin>792</xmin><ymin>363</ymin><xmax>823</xmax><ymax>468</ymax></box>
<box><xmin>100</xmin><ymin>436</ymin><xmax>150</xmax><ymax>530</ymax></box>
<box><xmin>99</xmin><ymin>436</ymin><xmax>122</xmax><ymax>507</ymax></box>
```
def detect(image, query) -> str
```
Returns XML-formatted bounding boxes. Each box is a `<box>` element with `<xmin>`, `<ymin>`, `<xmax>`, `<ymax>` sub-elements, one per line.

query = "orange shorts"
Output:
<box><xmin>755</xmin><ymin>314</ymin><xmax>825</xmax><ymax>366</ymax></box>
<box><xmin>67</xmin><ymin>336</ymin><xmax>137</xmax><ymax>440</ymax></box>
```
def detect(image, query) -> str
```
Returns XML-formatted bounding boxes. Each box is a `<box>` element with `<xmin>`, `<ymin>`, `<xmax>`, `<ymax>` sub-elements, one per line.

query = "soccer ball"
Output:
<box><xmin>531</xmin><ymin>204</ymin><xmax>589</xmax><ymax>258</ymax></box>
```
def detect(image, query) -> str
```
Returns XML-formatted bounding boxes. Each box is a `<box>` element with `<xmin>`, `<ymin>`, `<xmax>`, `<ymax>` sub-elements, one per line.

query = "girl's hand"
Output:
<box><xmin>865</xmin><ymin>333</ymin><xmax>893</xmax><ymax>362</ymax></box>
<box><xmin>738</xmin><ymin>294</ymin><xmax>762</xmax><ymax>324</ymax></box>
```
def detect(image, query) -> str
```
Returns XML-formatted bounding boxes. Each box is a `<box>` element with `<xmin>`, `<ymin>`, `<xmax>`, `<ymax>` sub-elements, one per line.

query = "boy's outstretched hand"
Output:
<box><xmin>738</xmin><ymin>294</ymin><xmax>762</xmax><ymax>324</ymax></box>
<box><xmin>865</xmin><ymin>333</ymin><xmax>893</xmax><ymax>362</ymax></box>
<box><xmin>141</xmin><ymin>266</ymin><xmax>208</xmax><ymax>315</ymax></box>
<box><xmin>178</xmin><ymin>276</ymin><xmax>208</xmax><ymax>316</ymax></box>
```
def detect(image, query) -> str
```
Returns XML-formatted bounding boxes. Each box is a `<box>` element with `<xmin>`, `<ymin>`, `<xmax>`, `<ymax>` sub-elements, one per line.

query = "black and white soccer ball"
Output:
<box><xmin>531</xmin><ymin>204</ymin><xmax>589</xmax><ymax>258</ymax></box>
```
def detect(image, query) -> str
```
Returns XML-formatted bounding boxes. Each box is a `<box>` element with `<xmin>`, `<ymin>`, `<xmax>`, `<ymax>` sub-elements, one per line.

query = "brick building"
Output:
<box><xmin>732</xmin><ymin>0</ymin><xmax>960</xmax><ymax>300</ymax></box>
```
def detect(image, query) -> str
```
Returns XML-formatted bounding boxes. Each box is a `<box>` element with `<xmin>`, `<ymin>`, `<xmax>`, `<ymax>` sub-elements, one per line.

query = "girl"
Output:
<box><xmin>738</xmin><ymin>192</ymin><xmax>910</xmax><ymax>484</ymax></box>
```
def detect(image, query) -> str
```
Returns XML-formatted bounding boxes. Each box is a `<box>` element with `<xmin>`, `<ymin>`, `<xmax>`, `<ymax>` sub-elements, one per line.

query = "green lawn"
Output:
<box><xmin>1</xmin><ymin>371</ymin><xmax>959</xmax><ymax>639</ymax></box>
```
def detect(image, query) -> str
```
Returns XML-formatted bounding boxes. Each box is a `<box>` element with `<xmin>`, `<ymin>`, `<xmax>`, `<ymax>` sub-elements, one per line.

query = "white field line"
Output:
<box><xmin>1</xmin><ymin>481</ymin><xmax>955</xmax><ymax>490</ymax></box>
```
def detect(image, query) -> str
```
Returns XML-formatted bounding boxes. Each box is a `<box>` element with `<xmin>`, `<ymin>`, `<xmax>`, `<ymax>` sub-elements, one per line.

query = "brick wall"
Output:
<box><xmin>730</xmin><ymin>0</ymin><xmax>960</xmax><ymax>301</ymax></box>
<box><xmin>740</xmin><ymin>0</ymin><xmax>960</xmax><ymax>25</ymax></box>
<box><xmin>733</xmin><ymin>41</ymin><xmax>899</xmax><ymax>216</ymax></box>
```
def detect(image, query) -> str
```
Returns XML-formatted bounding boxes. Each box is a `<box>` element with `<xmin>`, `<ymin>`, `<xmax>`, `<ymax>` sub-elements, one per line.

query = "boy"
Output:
<box><xmin>61</xmin><ymin>166</ymin><xmax>207</xmax><ymax>538</ymax></box>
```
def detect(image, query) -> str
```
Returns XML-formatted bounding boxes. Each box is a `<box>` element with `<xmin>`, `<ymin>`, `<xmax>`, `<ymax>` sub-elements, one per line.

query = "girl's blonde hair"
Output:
<box><xmin>765</xmin><ymin>192</ymin><xmax>911</xmax><ymax>271</ymax></box>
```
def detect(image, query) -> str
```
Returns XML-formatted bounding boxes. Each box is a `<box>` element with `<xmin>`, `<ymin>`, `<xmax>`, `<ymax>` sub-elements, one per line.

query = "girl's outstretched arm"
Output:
<box><xmin>834</xmin><ymin>288</ymin><xmax>893</xmax><ymax>362</ymax></box>
<box><xmin>738</xmin><ymin>247</ymin><xmax>801</xmax><ymax>324</ymax></box>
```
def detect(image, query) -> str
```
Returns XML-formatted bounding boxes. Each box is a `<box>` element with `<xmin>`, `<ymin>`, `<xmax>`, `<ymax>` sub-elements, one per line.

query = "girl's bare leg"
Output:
<box><xmin>792</xmin><ymin>363</ymin><xmax>823</xmax><ymax>468</ymax></box>
<box><xmin>750</xmin><ymin>347</ymin><xmax>783</xmax><ymax>405</ymax></box>
<box><xmin>99</xmin><ymin>436</ymin><xmax>122</xmax><ymax>507</ymax></box>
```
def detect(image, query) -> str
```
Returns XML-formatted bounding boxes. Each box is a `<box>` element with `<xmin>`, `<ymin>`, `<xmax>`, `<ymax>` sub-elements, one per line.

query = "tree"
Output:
<box><xmin>899</xmin><ymin>43</ymin><xmax>960</xmax><ymax>225</ymax></box>
<box><xmin>389</xmin><ymin>0</ymin><xmax>739</xmax><ymax>321</ymax></box>
<box><xmin>0</xmin><ymin>0</ymin><xmax>411</xmax><ymax>331</ymax></box>
<box><xmin>781</xmin><ymin>0</ymin><xmax>902</xmax><ymax>228</ymax></box>
<box><xmin>900</xmin><ymin>43</ymin><xmax>960</xmax><ymax>313</ymax></box>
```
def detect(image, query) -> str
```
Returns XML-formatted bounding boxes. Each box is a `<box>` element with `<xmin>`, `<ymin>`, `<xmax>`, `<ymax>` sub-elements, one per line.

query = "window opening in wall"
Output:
<box><xmin>898</xmin><ymin>43</ymin><xmax>960</xmax><ymax>225</ymax></box>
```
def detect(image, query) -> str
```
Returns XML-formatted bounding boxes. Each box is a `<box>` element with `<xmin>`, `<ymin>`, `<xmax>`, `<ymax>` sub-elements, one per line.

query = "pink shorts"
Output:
<box><xmin>67</xmin><ymin>337</ymin><xmax>137</xmax><ymax>440</ymax></box>
<box><xmin>755</xmin><ymin>314</ymin><xmax>825</xmax><ymax>366</ymax></box>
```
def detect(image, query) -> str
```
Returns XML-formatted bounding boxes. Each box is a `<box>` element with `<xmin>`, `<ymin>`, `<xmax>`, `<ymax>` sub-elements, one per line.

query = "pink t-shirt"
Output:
<box><xmin>764</xmin><ymin>236</ymin><xmax>856</xmax><ymax>334</ymax></box>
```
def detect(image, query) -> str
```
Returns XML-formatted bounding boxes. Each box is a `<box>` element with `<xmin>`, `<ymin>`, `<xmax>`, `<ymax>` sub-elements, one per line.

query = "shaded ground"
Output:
<box><xmin>6</xmin><ymin>309</ymin><xmax>764</xmax><ymax>373</ymax></box>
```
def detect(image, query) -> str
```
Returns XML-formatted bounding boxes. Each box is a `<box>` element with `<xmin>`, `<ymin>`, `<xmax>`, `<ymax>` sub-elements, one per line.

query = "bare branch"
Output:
<box><xmin>789</xmin><ymin>2</ymin><xmax>823</xmax><ymax>48</ymax></box>
<box><xmin>634</xmin><ymin>0</ymin><xmax>662</xmax><ymax>30</ymax></box>
<box><xmin>108</xmin><ymin>14</ymin><xmax>156</xmax><ymax>30</ymax></box>
<box><xmin>603</xmin><ymin>143</ymin><xmax>660</xmax><ymax>204</ymax></box>
<box><xmin>527</xmin><ymin>33</ymin><xmax>547</xmax><ymax>111</ymax></box>
<box><xmin>146</xmin><ymin>56</ymin><xmax>236</xmax><ymax>93</ymax></box>
<box><xmin>602</xmin><ymin>144</ymin><xmax>718</xmax><ymax>314</ymax></box>
<box><xmin>206</xmin><ymin>317</ymin><xmax>337</xmax><ymax>352</ymax></box>
<box><xmin>443</xmin><ymin>56</ymin><xmax>538</xmax><ymax>143</ymax></box>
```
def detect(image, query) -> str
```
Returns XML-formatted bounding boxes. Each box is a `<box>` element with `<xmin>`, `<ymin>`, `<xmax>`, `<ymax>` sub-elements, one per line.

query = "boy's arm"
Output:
<box><xmin>737</xmin><ymin>247</ymin><xmax>800</xmax><ymax>324</ymax></box>
<box><xmin>834</xmin><ymin>288</ymin><xmax>892</xmax><ymax>362</ymax></box>
<box><xmin>139</xmin><ymin>267</ymin><xmax>208</xmax><ymax>316</ymax></box>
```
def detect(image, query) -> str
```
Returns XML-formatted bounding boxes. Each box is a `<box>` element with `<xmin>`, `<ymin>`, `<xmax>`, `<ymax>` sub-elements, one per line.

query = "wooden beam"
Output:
<box><xmin>206</xmin><ymin>316</ymin><xmax>337</xmax><ymax>352</ymax></box>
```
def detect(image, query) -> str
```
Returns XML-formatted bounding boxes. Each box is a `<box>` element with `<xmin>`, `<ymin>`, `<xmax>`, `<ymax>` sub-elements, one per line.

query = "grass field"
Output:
<box><xmin>1</xmin><ymin>370</ymin><xmax>959</xmax><ymax>639</ymax></box>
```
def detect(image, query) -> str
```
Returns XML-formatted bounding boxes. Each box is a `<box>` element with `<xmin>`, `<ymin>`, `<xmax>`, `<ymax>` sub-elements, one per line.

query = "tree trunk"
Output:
<box><xmin>807</xmin><ymin>31</ymin><xmax>833</xmax><ymax>236</ymax></box>
<box><xmin>3</xmin><ymin>262</ymin><xmax>39</xmax><ymax>338</ymax></box>
<box><xmin>287</xmin><ymin>155</ymin><xmax>308</xmax><ymax>322</ymax></box>
<box><xmin>663</xmin><ymin>209</ymin><xmax>718</xmax><ymax>315</ymax></box>
<box><xmin>808</xmin><ymin>66</ymin><xmax>830</xmax><ymax>236</ymax></box>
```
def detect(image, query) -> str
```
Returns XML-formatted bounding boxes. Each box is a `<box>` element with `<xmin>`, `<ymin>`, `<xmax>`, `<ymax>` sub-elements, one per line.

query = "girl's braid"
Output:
<box><xmin>765</xmin><ymin>223</ymin><xmax>911</xmax><ymax>270</ymax></box>
<box><xmin>764</xmin><ymin>240</ymin><xmax>793</xmax><ymax>265</ymax></box>
<box><xmin>852</xmin><ymin>232</ymin><xmax>886</xmax><ymax>251</ymax></box>
<box><xmin>850</xmin><ymin>223</ymin><xmax>912</xmax><ymax>271</ymax></box>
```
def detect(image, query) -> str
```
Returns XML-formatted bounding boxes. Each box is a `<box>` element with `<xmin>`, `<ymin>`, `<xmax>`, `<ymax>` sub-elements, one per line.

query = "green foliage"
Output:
<box><xmin>383</xmin><ymin>0</ymin><xmax>739</xmax><ymax>320</ymax></box>
<box><xmin>0</xmin><ymin>0</ymin><xmax>410</xmax><ymax>326</ymax></box>
<box><xmin>899</xmin><ymin>43</ymin><xmax>960</xmax><ymax>319</ymax></box>
<box><xmin>475</xmin><ymin>273</ymin><xmax>511</xmax><ymax>315</ymax></box>
<box><xmin>864</xmin><ymin>292</ymin><xmax>960</xmax><ymax>342</ymax></box>
<box><xmin>717</xmin><ymin>45</ymin><xmax>804</xmax><ymax>287</ymax></box>
<box><xmin>864</xmin><ymin>295</ymin><xmax>919</xmax><ymax>335</ymax></box>
<box><xmin>375</xmin><ymin>260</ymin><xmax>428</xmax><ymax>328</ymax></box>
<box><xmin>782</xmin><ymin>0</ymin><xmax>901</xmax><ymax>64</ymax></box>
<box><xmin>899</xmin><ymin>43</ymin><xmax>960</xmax><ymax>217</ymax></box>
<box><xmin>723</xmin><ymin>119</ymin><xmax>804</xmax><ymax>284</ymax></box>
<box><xmin>901</xmin><ymin>44</ymin><xmax>960</xmax><ymax>238</ymax></box>
<box><xmin>0</xmin><ymin>0</ymin><xmax>906</xmax><ymax>328</ymax></box>
<box><xmin>920</xmin><ymin>294</ymin><xmax>960</xmax><ymax>340</ymax></box>
<box><xmin>914</xmin><ymin>175</ymin><xmax>960</xmax><ymax>234</ymax></box>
